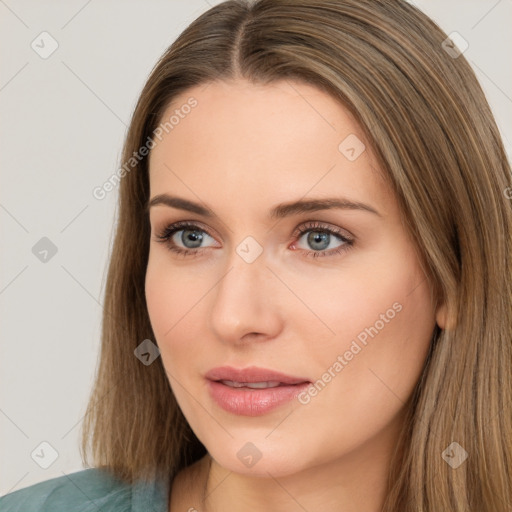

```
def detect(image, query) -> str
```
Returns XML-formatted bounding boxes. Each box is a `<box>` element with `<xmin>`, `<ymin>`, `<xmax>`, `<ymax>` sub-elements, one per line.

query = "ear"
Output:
<box><xmin>435</xmin><ymin>301</ymin><xmax>455</xmax><ymax>330</ymax></box>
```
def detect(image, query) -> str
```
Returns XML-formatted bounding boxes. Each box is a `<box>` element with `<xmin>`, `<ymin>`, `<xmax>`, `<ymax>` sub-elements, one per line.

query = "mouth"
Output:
<box><xmin>205</xmin><ymin>365</ymin><xmax>310</xmax><ymax>385</ymax></box>
<box><xmin>205</xmin><ymin>366</ymin><xmax>311</xmax><ymax>416</ymax></box>
<box><xmin>218</xmin><ymin>380</ymin><xmax>289</xmax><ymax>389</ymax></box>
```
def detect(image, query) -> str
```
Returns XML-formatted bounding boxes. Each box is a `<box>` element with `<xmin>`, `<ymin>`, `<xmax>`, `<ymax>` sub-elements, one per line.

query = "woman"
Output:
<box><xmin>2</xmin><ymin>0</ymin><xmax>511</xmax><ymax>510</ymax></box>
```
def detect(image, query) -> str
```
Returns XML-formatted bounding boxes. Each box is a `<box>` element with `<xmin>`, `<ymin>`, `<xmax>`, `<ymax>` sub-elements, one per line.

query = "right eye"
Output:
<box><xmin>154</xmin><ymin>221</ymin><xmax>217</xmax><ymax>257</ymax></box>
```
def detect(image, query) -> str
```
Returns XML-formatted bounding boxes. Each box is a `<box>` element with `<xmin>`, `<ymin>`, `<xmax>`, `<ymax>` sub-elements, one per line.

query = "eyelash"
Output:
<box><xmin>153</xmin><ymin>220</ymin><xmax>354</xmax><ymax>259</ymax></box>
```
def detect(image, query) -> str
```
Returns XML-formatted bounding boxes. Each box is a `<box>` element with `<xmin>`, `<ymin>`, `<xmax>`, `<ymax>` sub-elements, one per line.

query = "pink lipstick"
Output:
<box><xmin>205</xmin><ymin>366</ymin><xmax>311</xmax><ymax>416</ymax></box>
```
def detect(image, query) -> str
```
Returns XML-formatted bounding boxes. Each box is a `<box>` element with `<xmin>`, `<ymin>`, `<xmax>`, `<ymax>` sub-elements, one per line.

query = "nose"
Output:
<box><xmin>208</xmin><ymin>248</ymin><xmax>283</xmax><ymax>346</ymax></box>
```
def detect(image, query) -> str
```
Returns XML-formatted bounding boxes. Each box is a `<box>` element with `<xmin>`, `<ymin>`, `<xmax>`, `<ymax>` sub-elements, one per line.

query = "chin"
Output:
<box><xmin>205</xmin><ymin>436</ymin><xmax>317</xmax><ymax>478</ymax></box>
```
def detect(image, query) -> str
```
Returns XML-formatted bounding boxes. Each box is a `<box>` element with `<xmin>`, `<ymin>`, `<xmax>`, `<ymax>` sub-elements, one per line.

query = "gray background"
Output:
<box><xmin>1</xmin><ymin>0</ymin><xmax>511</xmax><ymax>495</ymax></box>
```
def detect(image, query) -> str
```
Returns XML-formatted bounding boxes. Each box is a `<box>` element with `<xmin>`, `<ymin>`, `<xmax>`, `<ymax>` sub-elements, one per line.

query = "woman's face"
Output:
<box><xmin>146</xmin><ymin>78</ymin><xmax>445</xmax><ymax>477</ymax></box>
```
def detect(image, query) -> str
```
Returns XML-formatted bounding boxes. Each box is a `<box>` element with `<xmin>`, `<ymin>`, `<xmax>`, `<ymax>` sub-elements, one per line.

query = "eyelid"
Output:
<box><xmin>291</xmin><ymin>220</ymin><xmax>354</xmax><ymax>242</ymax></box>
<box><xmin>153</xmin><ymin>219</ymin><xmax>221</xmax><ymax>242</ymax></box>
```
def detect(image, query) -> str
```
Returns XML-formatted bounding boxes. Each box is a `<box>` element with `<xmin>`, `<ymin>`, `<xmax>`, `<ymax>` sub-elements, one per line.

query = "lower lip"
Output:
<box><xmin>207</xmin><ymin>380</ymin><xmax>311</xmax><ymax>416</ymax></box>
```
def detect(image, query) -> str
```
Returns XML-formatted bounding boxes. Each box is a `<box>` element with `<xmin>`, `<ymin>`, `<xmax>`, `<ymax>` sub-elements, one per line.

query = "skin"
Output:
<box><xmin>145</xmin><ymin>78</ymin><xmax>448</xmax><ymax>512</ymax></box>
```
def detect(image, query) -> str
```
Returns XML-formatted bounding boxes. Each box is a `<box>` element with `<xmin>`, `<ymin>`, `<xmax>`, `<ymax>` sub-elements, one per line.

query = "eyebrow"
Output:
<box><xmin>146</xmin><ymin>194</ymin><xmax>381</xmax><ymax>219</ymax></box>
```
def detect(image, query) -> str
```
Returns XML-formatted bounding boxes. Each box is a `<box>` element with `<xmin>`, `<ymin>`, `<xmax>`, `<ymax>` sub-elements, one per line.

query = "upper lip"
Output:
<box><xmin>205</xmin><ymin>366</ymin><xmax>310</xmax><ymax>385</ymax></box>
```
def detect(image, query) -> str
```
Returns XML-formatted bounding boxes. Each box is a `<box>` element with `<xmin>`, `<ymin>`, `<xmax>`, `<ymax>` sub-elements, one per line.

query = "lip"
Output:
<box><xmin>205</xmin><ymin>366</ymin><xmax>310</xmax><ymax>385</ymax></box>
<box><xmin>205</xmin><ymin>366</ymin><xmax>311</xmax><ymax>416</ymax></box>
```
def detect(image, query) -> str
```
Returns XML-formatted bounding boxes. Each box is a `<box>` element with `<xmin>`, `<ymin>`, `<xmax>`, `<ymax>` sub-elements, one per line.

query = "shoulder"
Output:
<box><xmin>0</xmin><ymin>467</ymin><xmax>169</xmax><ymax>512</ymax></box>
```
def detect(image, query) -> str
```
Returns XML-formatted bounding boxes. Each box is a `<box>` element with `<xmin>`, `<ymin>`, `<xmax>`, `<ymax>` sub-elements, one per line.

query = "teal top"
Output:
<box><xmin>0</xmin><ymin>468</ymin><xmax>170</xmax><ymax>511</ymax></box>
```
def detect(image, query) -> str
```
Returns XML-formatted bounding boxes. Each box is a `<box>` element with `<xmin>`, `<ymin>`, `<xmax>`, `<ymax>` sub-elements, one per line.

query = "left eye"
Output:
<box><xmin>294</xmin><ymin>228</ymin><xmax>346</xmax><ymax>252</ymax></box>
<box><xmin>290</xmin><ymin>222</ymin><xmax>354</xmax><ymax>258</ymax></box>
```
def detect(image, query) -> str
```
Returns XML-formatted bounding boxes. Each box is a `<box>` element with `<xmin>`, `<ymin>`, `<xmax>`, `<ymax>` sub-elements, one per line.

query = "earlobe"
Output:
<box><xmin>436</xmin><ymin>301</ymin><xmax>454</xmax><ymax>330</ymax></box>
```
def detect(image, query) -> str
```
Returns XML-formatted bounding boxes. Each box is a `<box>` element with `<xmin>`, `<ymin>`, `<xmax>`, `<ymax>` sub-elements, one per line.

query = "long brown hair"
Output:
<box><xmin>80</xmin><ymin>1</ymin><xmax>512</xmax><ymax>509</ymax></box>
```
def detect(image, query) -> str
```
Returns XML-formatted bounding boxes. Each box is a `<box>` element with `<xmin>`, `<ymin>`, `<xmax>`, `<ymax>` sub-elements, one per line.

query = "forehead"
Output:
<box><xmin>148</xmin><ymin>79</ymin><xmax>391</xmax><ymax>218</ymax></box>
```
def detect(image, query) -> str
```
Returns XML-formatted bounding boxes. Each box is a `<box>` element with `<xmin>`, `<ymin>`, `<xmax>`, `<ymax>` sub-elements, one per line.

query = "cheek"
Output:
<box><xmin>145</xmin><ymin>260</ymin><xmax>175</xmax><ymax>340</ymax></box>
<box><xmin>283</xmin><ymin>260</ymin><xmax>435</xmax><ymax>466</ymax></box>
<box><xmin>145</xmin><ymin>256</ymin><xmax>206</xmax><ymax>368</ymax></box>
<box><xmin>145</xmin><ymin>260</ymin><xmax>213</xmax><ymax>429</ymax></box>
<box><xmin>299</xmin><ymin>242</ymin><xmax>436</xmax><ymax>423</ymax></box>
